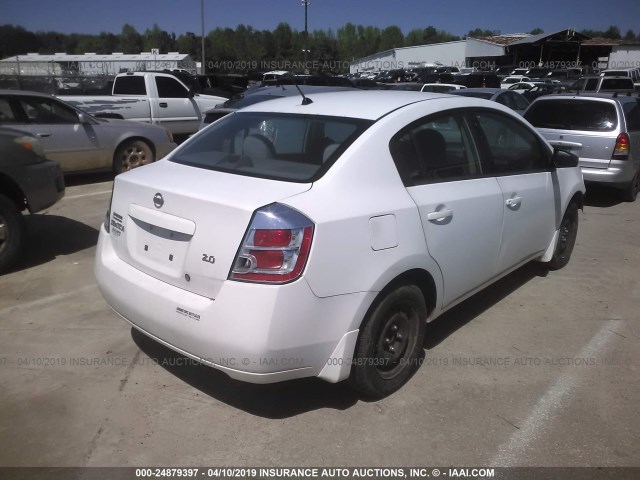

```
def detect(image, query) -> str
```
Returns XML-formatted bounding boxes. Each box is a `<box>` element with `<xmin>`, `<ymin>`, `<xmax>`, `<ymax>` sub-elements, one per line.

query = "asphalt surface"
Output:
<box><xmin>0</xmin><ymin>175</ymin><xmax>638</xmax><ymax>468</ymax></box>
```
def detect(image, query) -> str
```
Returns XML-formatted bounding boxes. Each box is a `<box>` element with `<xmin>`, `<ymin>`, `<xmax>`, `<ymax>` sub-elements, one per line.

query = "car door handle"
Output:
<box><xmin>506</xmin><ymin>196</ymin><xmax>523</xmax><ymax>208</ymax></box>
<box><xmin>427</xmin><ymin>208</ymin><xmax>453</xmax><ymax>222</ymax></box>
<box><xmin>36</xmin><ymin>132</ymin><xmax>51</xmax><ymax>138</ymax></box>
<box><xmin>159</xmin><ymin>102</ymin><xmax>168</xmax><ymax>108</ymax></box>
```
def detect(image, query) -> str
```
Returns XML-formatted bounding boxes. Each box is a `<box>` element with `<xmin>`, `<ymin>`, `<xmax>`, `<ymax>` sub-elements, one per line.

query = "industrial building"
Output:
<box><xmin>0</xmin><ymin>52</ymin><xmax>196</xmax><ymax>76</ymax></box>
<box><xmin>350</xmin><ymin>29</ymin><xmax>624</xmax><ymax>74</ymax></box>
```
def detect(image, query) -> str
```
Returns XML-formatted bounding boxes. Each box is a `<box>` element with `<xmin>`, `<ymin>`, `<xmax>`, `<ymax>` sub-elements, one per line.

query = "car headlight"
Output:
<box><xmin>14</xmin><ymin>135</ymin><xmax>45</xmax><ymax>158</ymax></box>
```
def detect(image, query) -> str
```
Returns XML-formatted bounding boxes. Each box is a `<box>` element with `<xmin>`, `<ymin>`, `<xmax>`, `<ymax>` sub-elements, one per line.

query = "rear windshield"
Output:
<box><xmin>524</xmin><ymin>99</ymin><xmax>618</xmax><ymax>131</ymax></box>
<box><xmin>171</xmin><ymin>112</ymin><xmax>372</xmax><ymax>182</ymax></box>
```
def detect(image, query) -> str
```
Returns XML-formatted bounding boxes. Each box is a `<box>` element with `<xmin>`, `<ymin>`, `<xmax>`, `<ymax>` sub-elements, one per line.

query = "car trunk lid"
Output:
<box><xmin>108</xmin><ymin>160</ymin><xmax>311</xmax><ymax>299</ymax></box>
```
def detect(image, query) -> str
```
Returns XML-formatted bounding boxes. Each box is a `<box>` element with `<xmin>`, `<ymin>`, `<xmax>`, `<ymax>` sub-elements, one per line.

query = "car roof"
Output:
<box><xmin>237</xmin><ymin>90</ymin><xmax>498</xmax><ymax>120</ymax></box>
<box><xmin>451</xmin><ymin>88</ymin><xmax>503</xmax><ymax>94</ymax></box>
<box><xmin>530</xmin><ymin>92</ymin><xmax>640</xmax><ymax>103</ymax></box>
<box><xmin>0</xmin><ymin>89</ymin><xmax>54</xmax><ymax>98</ymax></box>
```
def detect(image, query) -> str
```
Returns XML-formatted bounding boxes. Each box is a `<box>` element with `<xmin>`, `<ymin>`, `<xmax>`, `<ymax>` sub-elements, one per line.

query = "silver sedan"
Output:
<box><xmin>0</xmin><ymin>89</ymin><xmax>176</xmax><ymax>173</ymax></box>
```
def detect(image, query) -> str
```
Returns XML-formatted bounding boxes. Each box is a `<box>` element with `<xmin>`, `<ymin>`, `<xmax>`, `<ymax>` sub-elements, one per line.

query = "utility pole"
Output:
<box><xmin>201</xmin><ymin>0</ymin><xmax>206</xmax><ymax>74</ymax></box>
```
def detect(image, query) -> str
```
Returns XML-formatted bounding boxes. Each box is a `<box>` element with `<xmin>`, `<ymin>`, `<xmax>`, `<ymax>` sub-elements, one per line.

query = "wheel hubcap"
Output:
<box><xmin>376</xmin><ymin>311</ymin><xmax>411</xmax><ymax>375</ymax></box>
<box><xmin>122</xmin><ymin>145</ymin><xmax>149</xmax><ymax>171</ymax></box>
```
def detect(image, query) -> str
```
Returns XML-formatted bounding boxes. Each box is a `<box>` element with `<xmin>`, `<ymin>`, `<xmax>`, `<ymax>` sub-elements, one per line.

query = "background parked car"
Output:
<box><xmin>449</xmin><ymin>88</ymin><xmax>530</xmax><ymax>115</ymax></box>
<box><xmin>524</xmin><ymin>93</ymin><xmax>640</xmax><ymax>201</ymax></box>
<box><xmin>568</xmin><ymin>76</ymin><xmax>636</xmax><ymax>93</ymax></box>
<box><xmin>501</xmin><ymin>76</ymin><xmax>531</xmax><ymax>89</ymax></box>
<box><xmin>0</xmin><ymin>90</ymin><xmax>177</xmax><ymax>173</ymax></box>
<box><xmin>200</xmin><ymin>85</ymin><xmax>355</xmax><ymax>129</ymax></box>
<box><xmin>0</xmin><ymin>127</ymin><xmax>65</xmax><ymax>272</ymax></box>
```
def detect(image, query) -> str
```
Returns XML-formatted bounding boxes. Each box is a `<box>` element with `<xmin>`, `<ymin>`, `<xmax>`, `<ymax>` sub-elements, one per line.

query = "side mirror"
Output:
<box><xmin>77</xmin><ymin>113</ymin><xmax>91</xmax><ymax>125</ymax></box>
<box><xmin>553</xmin><ymin>148</ymin><xmax>579</xmax><ymax>168</ymax></box>
<box><xmin>188</xmin><ymin>88</ymin><xmax>195</xmax><ymax>99</ymax></box>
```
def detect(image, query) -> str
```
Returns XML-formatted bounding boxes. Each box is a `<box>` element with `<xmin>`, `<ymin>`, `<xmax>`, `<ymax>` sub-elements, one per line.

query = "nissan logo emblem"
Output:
<box><xmin>153</xmin><ymin>193</ymin><xmax>164</xmax><ymax>209</ymax></box>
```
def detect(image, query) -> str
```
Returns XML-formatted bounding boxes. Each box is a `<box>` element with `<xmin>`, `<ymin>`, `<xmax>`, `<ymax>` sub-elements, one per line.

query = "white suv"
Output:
<box><xmin>95</xmin><ymin>90</ymin><xmax>585</xmax><ymax>397</ymax></box>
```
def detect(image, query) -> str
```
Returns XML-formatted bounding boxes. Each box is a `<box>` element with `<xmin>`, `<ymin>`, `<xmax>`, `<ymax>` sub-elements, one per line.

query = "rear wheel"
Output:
<box><xmin>113</xmin><ymin>139</ymin><xmax>154</xmax><ymax>174</ymax></box>
<box><xmin>0</xmin><ymin>194</ymin><xmax>26</xmax><ymax>274</ymax></box>
<box><xmin>621</xmin><ymin>171</ymin><xmax>639</xmax><ymax>203</ymax></box>
<box><xmin>350</xmin><ymin>285</ymin><xmax>427</xmax><ymax>398</ymax></box>
<box><xmin>548</xmin><ymin>202</ymin><xmax>579</xmax><ymax>270</ymax></box>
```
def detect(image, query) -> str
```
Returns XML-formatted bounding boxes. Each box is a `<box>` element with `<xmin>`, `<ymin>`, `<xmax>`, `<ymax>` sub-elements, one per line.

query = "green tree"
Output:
<box><xmin>604</xmin><ymin>25</ymin><xmax>621</xmax><ymax>39</ymax></box>
<box><xmin>143</xmin><ymin>24</ymin><xmax>174</xmax><ymax>53</ymax></box>
<box><xmin>623</xmin><ymin>29</ymin><xmax>638</xmax><ymax>43</ymax></box>
<box><xmin>379</xmin><ymin>26</ymin><xmax>404</xmax><ymax>51</ymax></box>
<box><xmin>118</xmin><ymin>24</ymin><xmax>143</xmax><ymax>54</ymax></box>
<box><xmin>529</xmin><ymin>28</ymin><xmax>544</xmax><ymax>35</ymax></box>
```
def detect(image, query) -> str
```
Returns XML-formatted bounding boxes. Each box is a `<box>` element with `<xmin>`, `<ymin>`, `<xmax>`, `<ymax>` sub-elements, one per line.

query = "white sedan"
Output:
<box><xmin>95</xmin><ymin>90</ymin><xmax>585</xmax><ymax>397</ymax></box>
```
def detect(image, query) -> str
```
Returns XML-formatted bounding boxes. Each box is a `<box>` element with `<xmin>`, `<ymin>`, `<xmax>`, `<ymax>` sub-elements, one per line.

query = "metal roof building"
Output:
<box><xmin>0</xmin><ymin>52</ymin><xmax>196</xmax><ymax>76</ymax></box>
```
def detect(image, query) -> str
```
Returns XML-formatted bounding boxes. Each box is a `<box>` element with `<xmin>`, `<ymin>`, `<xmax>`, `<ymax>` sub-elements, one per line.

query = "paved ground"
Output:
<box><xmin>0</xmin><ymin>175</ymin><xmax>638</xmax><ymax>468</ymax></box>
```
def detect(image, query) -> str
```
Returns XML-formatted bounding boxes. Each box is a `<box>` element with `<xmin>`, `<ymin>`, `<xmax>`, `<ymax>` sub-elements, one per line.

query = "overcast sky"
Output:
<box><xmin>4</xmin><ymin>0</ymin><xmax>639</xmax><ymax>37</ymax></box>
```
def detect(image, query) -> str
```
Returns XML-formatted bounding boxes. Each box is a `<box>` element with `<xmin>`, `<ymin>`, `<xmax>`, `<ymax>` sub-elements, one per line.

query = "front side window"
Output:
<box><xmin>525</xmin><ymin>99</ymin><xmax>618</xmax><ymax>132</ymax></box>
<box><xmin>389</xmin><ymin>112</ymin><xmax>481</xmax><ymax>186</ymax></box>
<box><xmin>17</xmin><ymin>96</ymin><xmax>79</xmax><ymax>124</ymax></box>
<box><xmin>171</xmin><ymin>112</ymin><xmax>371</xmax><ymax>182</ymax></box>
<box><xmin>472</xmin><ymin>111</ymin><xmax>548</xmax><ymax>174</ymax></box>
<box><xmin>156</xmin><ymin>77</ymin><xmax>189</xmax><ymax>98</ymax></box>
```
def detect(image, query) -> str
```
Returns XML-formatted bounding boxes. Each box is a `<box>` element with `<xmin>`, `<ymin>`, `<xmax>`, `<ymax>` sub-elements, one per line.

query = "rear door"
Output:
<box><xmin>470</xmin><ymin>110</ymin><xmax>556</xmax><ymax>273</ymax></box>
<box><xmin>390</xmin><ymin>111</ymin><xmax>503</xmax><ymax>308</ymax></box>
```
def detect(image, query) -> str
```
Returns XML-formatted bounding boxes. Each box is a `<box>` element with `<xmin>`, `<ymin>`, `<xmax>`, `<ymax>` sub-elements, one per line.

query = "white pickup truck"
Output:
<box><xmin>61</xmin><ymin>72</ymin><xmax>227</xmax><ymax>136</ymax></box>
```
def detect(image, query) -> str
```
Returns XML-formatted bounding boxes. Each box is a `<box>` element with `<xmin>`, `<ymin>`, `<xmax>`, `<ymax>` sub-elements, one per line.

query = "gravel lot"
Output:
<box><xmin>0</xmin><ymin>174</ymin><xmax>638</xmax><ymax>468</ymax></box>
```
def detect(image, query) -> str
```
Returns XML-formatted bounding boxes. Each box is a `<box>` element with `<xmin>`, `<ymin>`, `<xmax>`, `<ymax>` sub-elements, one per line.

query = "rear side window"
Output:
<box><xmin>525</xmin><ymin>99</ymin><xmax>618</xmax><ymax>132</ymax></box>
<box><xmin>389</xmin><ymin>112</ymin><xmax>481</xmax><ymax>186</ymax></box>
<box><xmin>113</xmin><ymin>76</ymin><xmax>146</xmax><ymax>95</ymax></box>
<box><xmin>171</xmin><ymin>112</ymin><xmax>371</xmax><ymax>182</ymax></box>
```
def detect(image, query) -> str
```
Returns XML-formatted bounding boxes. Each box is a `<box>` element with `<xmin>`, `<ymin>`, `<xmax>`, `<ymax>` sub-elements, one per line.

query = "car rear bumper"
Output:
<box><xmin>581</xmin><ymin>159</ymin><xmax>638</xmax><ymax>186</ymax></box>
<box><xmin>95</xmin><ymin>226</ymin><xmax>368</xmax><ymax>384</ymax></box>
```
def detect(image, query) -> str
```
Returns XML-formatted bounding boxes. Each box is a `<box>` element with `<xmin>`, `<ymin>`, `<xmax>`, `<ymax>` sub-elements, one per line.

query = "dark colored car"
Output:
<box><xmin>449</xmin><ymin>88</ymin><xmax>530</xmax><ymax>115</ymax></box>
<box><xmin>455</xmin><ymin>73</ymin><xmax>501</xmax><ymax>88</ymax></box>
<box><xmin>0</xmin><ymin>127</ymin><xmax>65</xmax><ymax>272</ymax></box>
<box><xmin>200</xmin><ymin>85</ymin><xmax>355</xmax><ymax>128</ymax></box>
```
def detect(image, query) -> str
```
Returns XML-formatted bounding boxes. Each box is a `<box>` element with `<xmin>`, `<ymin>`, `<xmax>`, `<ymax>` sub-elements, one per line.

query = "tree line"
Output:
<box><xmin>1</xmin><ymin>23</ymin><xmax>637</xmax><ymax>72</ymax></box>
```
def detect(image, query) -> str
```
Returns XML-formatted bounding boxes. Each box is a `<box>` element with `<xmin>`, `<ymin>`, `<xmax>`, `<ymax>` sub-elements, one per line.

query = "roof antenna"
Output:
<box><xmin>286</xmin><ymin>72</ymin><xmax>313</xmax><ymax>105</ymax></box>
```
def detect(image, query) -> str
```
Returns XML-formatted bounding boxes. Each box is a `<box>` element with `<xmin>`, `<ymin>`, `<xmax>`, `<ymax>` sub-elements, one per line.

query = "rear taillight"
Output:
<box><xmin>612</xmin><ymin>133</ymin><xmax>630</xmax><ymax>159</ymax></box>
<box><xmin>230</xmin><ymin>204</ymin><xmax>314</xmax><ymax>284</ymax></box>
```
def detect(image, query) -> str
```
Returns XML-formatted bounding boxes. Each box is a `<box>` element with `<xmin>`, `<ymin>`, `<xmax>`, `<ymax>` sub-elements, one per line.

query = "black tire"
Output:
<box><xmin>0</xmin><ymin>194</ymin><xmax>26</xmax><ymax>274</ymax></box>
<box><xmin>350</xmin><ymin>285</ymin><xmax>427</xmax><ymax>398</ymax></box>
<box><xmin>113</xmin><ymin>139</ymin><xmax>154</xmax><ymax>174</ymax></box>
<box><xmin>621</xmin><ymin>171</ymin><xmax>639</xmax><ymax>203</ymax></box>
<box><xmin>548</xmin><ymin>202</ymin><xmax>579</xmax><ymax>270</ymax></box>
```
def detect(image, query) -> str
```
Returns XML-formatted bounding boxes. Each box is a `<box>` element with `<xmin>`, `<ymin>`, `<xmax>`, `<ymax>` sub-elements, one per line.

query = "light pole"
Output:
<box><xmin>201</xmin><ymin>0</ymin><xmax>206</xmax><ymax>74</ymax></box>
<box><xmin>301</xmin><ymin>0</ymin><xmax>310</xmax><ymax>71</ymax></box>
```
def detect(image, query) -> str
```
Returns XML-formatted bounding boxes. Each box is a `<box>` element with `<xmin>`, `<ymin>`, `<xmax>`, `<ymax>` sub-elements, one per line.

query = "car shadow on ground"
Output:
<box><xmin>584</xmin><ymin>184</ymin><xmax>625</xmax><ymax>208</ymax></box>
<box><xmin>64</xmin><ymin>171</ymin><xmax>116</xmax><ymax>187</ymax></box>
<box><xmin>423</xmin><ymin>262</ymin><xmax>549</xmax><ymax>350</ymax></box>
<box><xmin>9</xmin><ymin>214</ymin><xmax>99</xmax><ymax>272</ymax></box>
<box><xmin>130</xmin><ymin>328</ymin><xmax>360</xmax><ymax>418</ymax></box>
<box><xmin>130</xmin><ymin>262</ymin><xmax>549</xmax><ymax>418</ymax></box>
